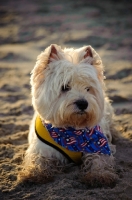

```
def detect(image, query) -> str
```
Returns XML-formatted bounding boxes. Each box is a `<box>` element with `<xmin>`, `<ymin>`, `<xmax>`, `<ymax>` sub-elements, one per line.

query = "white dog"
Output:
<box><xmin>19</xmin><ymin>44</ymin><xmax>117</xmax><ymax>187</ymax></box>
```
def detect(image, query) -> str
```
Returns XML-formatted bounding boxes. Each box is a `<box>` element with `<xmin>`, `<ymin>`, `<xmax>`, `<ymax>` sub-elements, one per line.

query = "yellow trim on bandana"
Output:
<box><xmin>35</xmin><ymin>116</ymin><xmax>82</xmax><ymax>164</ymax></box>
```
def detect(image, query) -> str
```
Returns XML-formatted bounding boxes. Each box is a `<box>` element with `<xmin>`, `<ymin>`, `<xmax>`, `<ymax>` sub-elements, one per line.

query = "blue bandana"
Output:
<box><xmin>44</xmin><ymin>124</ymin><xmax>111</xmax><ymax>155</ymax></box>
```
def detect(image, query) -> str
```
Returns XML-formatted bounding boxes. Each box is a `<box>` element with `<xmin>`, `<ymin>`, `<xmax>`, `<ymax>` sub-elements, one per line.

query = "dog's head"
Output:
<box><xmin>31</xmin><ymin>44</ymin><xmax>105</xmax><ymax>128</ymax></box>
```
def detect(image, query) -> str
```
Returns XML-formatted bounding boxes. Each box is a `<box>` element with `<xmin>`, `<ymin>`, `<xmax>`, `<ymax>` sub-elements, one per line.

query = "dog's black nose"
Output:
<box><xmin>75</xmin><ymin>99</ymin><xmax>88</xmax><ymax>111</ymax></box>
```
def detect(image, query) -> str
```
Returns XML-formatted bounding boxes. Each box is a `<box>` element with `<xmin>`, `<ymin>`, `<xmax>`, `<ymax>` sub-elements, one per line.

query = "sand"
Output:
<box><xmin>0</xmin><ymin>0</ymin><xmax>132</xmax><ymax>199</ymax></box>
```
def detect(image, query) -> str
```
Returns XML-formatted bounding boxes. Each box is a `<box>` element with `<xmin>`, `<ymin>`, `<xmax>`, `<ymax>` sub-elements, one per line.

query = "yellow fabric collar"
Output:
<box><xmin>35</xmin><ymin>116</ymin><xmax>82</xmax><ymax>164</ymax></box>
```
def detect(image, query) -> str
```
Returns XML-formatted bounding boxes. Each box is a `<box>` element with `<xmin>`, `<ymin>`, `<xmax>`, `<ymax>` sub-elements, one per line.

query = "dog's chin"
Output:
<box><xmin>55</xmin><ymin>111</ymin><xmax>99</xmax><ymax>129</ymax></box>
<box><xmin>71</xmin><ymin>112</ymin><xmax>90</xmax><ymax>128</ymax></box>
<box><xmin>73</xmin><ymin>112</ymin><xmax>97</xmax><ymax>129</ymax></box>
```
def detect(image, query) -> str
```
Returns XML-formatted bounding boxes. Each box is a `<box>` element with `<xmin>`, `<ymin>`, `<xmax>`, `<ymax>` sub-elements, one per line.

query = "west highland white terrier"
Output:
<box><xmin>19</xmin><ymin>44</ymin><xmax>118</xmax><ymax>187</ymax></box>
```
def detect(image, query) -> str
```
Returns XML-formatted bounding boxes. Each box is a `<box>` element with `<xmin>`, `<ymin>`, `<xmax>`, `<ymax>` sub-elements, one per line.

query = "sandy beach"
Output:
<box><xmin>0</xmin><ymin>0</ymin><xmax>132</xmax><ymax>199</ymax></box>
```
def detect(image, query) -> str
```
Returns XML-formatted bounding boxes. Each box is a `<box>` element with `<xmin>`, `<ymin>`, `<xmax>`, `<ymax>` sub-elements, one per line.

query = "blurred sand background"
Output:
<box><xmin>0</xmin><ymin>0</ymin><xmax>132</xmax><ymax>199</ymax></box>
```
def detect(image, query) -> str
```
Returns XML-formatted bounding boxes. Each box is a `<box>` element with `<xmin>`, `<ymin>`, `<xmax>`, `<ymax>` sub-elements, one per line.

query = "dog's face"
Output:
<box><xmin>31</xmin><ymin>44</ymin><xmax>105</xmax><ymax>128</ymax></box>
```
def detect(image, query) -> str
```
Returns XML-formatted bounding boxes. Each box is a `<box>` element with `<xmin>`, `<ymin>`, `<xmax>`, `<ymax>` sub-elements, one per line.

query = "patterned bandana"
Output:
<box><xmin>44</xmin><ymin>124</ymin><xmax>111</xmax><ymax>155</ymax></box>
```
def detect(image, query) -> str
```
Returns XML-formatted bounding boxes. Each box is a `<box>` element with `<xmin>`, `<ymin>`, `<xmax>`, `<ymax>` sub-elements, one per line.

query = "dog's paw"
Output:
<box><xmin>80</xmin><ymin>153</ymin><xmax>118</xmax><ymax>187</ymax></box>
<box><xmin>18</xmin><ymin>156</ymin><xmax>61</xmax><ymax>184</ymax></box>
<box><xmin>18</xmin><ymin>163</ymin><xmax>55</xmax><ymax>184</ymax></box>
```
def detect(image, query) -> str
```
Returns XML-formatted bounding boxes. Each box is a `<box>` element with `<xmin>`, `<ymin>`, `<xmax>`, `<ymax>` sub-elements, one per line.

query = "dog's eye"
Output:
<box><xmin>61</xmin><ymin>85</ymin><xmax>70</xmax><ymax>92</ymax></box>
<box><xmin>85</xmin><ymin>87</ymin><xmax>90</xmax><ymax>92</ymax></box>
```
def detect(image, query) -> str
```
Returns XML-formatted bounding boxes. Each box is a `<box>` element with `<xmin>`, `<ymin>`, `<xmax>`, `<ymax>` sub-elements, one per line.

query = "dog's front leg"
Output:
<box><xmin>80</xmin><ymin>153</ymin><xmax>118</xmax><ymax>187</ymax></box>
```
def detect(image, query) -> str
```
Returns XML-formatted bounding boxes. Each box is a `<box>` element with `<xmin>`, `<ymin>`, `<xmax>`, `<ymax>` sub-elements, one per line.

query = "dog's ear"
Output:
<box><xmin>36</xmin><ymin>44</ymin><xmax>64</xmax><ymax>67</ymax></box>
<box><xmin>84</xmin><ymin>46</ymin><xmax>93</xmax><ymax>59</ymax></box>
<box><xmin>48</xmin><ymin>44</ymin><xmax>62</xmax><ymax>63</ymax></box>
<box><xmin>80</xmin><ymin>46</ymin><xmax>104</xmax><ymax>83</ymax></box>
<box><xmin>80</xmin><ymin>45</ymin><xmax>100</xmax><ymax>63</ymax></box>
<box><xmin>30</xmin><ymin>44</ymin><xmax>63</xmax><ymax>97</ymax></box>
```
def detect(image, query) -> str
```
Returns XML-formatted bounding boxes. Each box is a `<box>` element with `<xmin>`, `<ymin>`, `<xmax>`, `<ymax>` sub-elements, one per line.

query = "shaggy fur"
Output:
<box><xmin>18</xmin><ymin>44</ymin><xmax>118</xmax><ymax>186</ymax></box>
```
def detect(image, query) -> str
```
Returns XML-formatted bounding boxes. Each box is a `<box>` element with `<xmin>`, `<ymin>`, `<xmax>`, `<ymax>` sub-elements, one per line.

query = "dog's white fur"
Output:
<box><xmin>19</xmin><ymin>44</ymin><xmax>117</xmax><ymax>186</ymax></box>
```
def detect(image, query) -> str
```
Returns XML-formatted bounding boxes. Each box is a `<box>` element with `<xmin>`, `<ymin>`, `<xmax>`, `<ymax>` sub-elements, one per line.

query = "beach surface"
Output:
<box><xmin>0</xmin><ymin>0</ymin><xmax>132</xmax><ymax>199</ymax></box>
